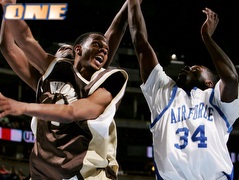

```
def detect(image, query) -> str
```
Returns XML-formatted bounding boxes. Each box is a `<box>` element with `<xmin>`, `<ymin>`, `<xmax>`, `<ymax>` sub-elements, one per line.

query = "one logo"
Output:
<box><xmin>3</xmin><ymin>3</ymin><xmax>68</xmax><ymax>20</ymax></box>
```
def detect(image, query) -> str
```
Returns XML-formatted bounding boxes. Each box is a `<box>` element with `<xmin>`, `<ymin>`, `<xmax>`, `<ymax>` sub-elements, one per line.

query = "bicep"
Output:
<box><xmin>1</xmin><ymin>38</ymin><xmax>40</xmax><ymax>90</ymax></box>
<box><xmin>20</xmin><ymin>38</ymin><xmax>53</xmax><ymax>74</ymax></box>
<box><xmin>100</xmin><ymin>71</ymin><xmax>126</xmax><ymax>97</ymax></box>
<box><xmin>6</xmin><ymin>20</ymin><xmax>52</xmax><ymax>74</ymax></box>
<box><xmin>219</xmin><ymin>80</ymin><xmax>238</xmax><ymax>102</ymax></box>
<box><xmin>71</xmin><ymin>88</ymin><xmax>113</xmax><ymax>120</ymax></box>
<box><xmin>137</xmin><ymin>42</ymin><xmax>159</xmax><ymax>83</ymax></box>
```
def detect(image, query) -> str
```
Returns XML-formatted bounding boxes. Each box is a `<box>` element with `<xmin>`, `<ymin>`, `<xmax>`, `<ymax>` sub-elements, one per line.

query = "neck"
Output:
<box><xmin>74</xmin><ymin>66</ymin><xmax>96</xmax><ymax>81</ymax></box>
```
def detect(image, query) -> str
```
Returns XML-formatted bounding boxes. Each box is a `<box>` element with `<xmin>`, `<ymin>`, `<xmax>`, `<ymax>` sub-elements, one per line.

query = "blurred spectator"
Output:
<box><xmin>0</xmin><ymin>164</ymin><xmax>10</xmax><ymax>180</ymax></box>
<box><xmin>0</xmin><ymin>117</ymin><xmax>10</xmax><ymax>127</ymax></box>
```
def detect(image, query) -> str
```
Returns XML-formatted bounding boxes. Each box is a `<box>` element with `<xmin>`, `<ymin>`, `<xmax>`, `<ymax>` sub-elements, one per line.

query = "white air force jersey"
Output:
<box><xmin>141</xmin><ymin>64</ymin><xmax>239</xmax><ymax>180</ymax></box>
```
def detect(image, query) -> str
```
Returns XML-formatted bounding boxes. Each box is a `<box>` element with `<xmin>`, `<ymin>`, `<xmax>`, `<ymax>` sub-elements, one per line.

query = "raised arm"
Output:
<box><xmin>0</xmin><ymin>87</ymin><xmax>112</xmax><ymax>122</ymax></box>
<box><xmin>201</xmin><ymin>8</ymin><xmax>238</xmax><ymax>102</ymax></box>
<box><xmin>128</xmin><ymin>0</ymin><xmax>158</xmax><ymax>83</ymax></box>
<box><xmin>0</xmin><ymin>0</ymin><xmax>43</xmax><ymax>90</ymax></box>
<box><xmin>0</xmin><ymin>19</ymin><xmax>41</xmax><ymax>91</ymax></box>
<box><xmin>0</xmin><ymin>0</ymin><xmax>54</xmax><ymax>74</ymax></box>
<box><xmin>5</xmin><ymin>19</ymin><xmax>55</xmax><ymax>74</ymax></box>
<box><xmin>104</xmin><ymin>0</ymin><xmax>128</xmax><ymax>68</ymax></box>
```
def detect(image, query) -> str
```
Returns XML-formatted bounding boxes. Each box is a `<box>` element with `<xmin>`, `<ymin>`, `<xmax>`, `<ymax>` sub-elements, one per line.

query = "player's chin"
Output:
<box><xmin>176</xmin><ymin>78</ymin><xmax>185</xmax><ymax>87</ymax></box>
<box><xmin>93</xmin><ymin>62</ymin><xmax>103</xmax><ymax>70</ymax></box>
<box><xmin>89</xmin><ymin>64</ymin><xmax>102</xmax><ymax>73</ymax></box>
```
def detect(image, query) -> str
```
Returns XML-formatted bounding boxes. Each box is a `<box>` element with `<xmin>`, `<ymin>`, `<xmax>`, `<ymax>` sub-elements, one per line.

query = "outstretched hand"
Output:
<box><xmin>201</xmin><ymin>7</ymin><xmax>219</xmax><ymax>37</ymax></box>
<box><xmin>0</xmin><ymin>93</ymin><xmax>24</xmax><ymax>117</ymax></box>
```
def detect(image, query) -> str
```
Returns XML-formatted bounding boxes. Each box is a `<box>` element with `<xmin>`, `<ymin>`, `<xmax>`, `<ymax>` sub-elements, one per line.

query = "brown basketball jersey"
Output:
<box><xmin>29</xmin><ymin>58</ymin><xmax>128</xmax><ymax>179</ymax></box>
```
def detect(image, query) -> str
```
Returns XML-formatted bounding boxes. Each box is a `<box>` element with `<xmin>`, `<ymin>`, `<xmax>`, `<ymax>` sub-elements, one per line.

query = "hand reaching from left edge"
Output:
<box><xmin>0</xmin><ymin>93</ymin><xmax>25</xmax><ymax>117</ymax></box>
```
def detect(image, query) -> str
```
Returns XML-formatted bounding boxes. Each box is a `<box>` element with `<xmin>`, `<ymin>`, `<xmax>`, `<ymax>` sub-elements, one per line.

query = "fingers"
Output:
<box><xmin>0</xmin><ymin>93</ymin><xmax>22</xmax><ymax>117</ymax></box>
<box><xmin>0</xmin><ymin>93</ymin><xmax>8</xmax><ymax>117</ymax></box>
<box><xmin>0</xmin><ymin>109</ymin><xmax>6</xmax><ymax>118</ymax></box>
<box><xmin>203</xmin><ymin>7</ymin><xmax>218</xmax><ymax>19</ymax></box>
<box><xmin>0</xmin><ymin>92</ymin><xmax>3</xmax><ymax>99</ymax></box>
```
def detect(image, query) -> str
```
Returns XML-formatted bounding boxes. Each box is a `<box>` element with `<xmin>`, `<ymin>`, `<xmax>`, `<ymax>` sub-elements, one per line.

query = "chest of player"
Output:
<box><xmin>168</xmin><ymin>87</ymin><xmax>216</xmax><ymax>124</ymax></box>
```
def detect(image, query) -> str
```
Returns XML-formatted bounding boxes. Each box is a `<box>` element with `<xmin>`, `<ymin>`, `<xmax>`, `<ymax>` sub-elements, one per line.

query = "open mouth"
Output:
<box><xmin>95</xmin><ymin>55</ymin><xmax>103</xmax><ymax>64</ymax></box>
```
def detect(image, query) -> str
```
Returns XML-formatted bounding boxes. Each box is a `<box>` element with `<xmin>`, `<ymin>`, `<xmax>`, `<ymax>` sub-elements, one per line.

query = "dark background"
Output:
<box><xmin>0</xmin><ymin>1</ymin><xmax>239</xmax><ymax>178</ymax></box>
<box><xmin>8</xmin><ymin>0</ymin><xmax>239</xmax><ymax>71</ymax></box>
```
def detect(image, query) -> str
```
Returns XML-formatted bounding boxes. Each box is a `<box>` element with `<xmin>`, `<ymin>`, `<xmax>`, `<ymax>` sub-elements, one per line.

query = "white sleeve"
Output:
<box><xmin>221</xmin><ymin>99</ymin><xmax>239</xmax><ymax>125</ymax></box>
<box><xmin>214</xmin><ymin>80</ymin><xmax>239</xmax><ymax>125</ymax></box>
<box><xmin>141</xmin><ymin>64</ymin><xmax>173</xmax><ymax>90</ymax></box>
<box><xmin>140</xmin><ymin>64</ymin><xmax>175</xmax><ymax>121</ymax></box>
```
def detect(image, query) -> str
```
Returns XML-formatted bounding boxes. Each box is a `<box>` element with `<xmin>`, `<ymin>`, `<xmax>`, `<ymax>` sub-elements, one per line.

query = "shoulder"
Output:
<box><xmin>42</xmin><ymin>57</ymin><xmax>74</xmax><ymax>81</ymax></box>
<box><xmin>87</xmin><ymin>68</ymin><xmax>128</xmax><ymax>97</ymax></box>
<box><xmin>95</xmin><ymin>67</ymin><xmax>128</xmax><ymax>80</ymax></box>
<box><xmin>141</xmin><ymin>64</ymin><xmax>173</xmax><ymax>92</ymax></box>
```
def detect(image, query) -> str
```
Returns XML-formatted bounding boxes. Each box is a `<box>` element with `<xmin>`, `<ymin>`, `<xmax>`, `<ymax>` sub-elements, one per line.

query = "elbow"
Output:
<box><xmin>222</xmin><ymin>73</ymin><xmax>239</xmax><ymax>89</ymax></box>
<box><xmin>220</xmin><ymin>67</ymin><xmax>239</xmax><ymax>84</ymax></box>
<box><xmin>0</xmin><ymin>39</ymin><xmax>10</xmax><ymax>52</ymax></box>
<box><xmin>0</xmin><ymin>43</ymin><xmax>15</xmax><ymax>57</ymax></box>
<box><xmin>66</xmin><ymin>106</ymin><xmax>103</xmax><ymax>122</ymax></box>
<box><xmin>85</xmin><ymin>108</ymin><xmax>104</xmax><ymax>120</ymax></box>
<box><xmin>131</xmin><ymin>32</ymin><xmax>148</xmax><ymax>53</ymax></box>
<box><xmin>132</xmin><ymin>31</ymin><xmax>145</xmax><ymax>44</ymax></box>
<box><xmin>229</xmin><ymin>72</ymin><xmax>238</xmax><ymax>84</ymax></box>
<box><xmin>61</xmin><ymin>106</ymin><xmax>78</xmax><ymax>123</ymax></box>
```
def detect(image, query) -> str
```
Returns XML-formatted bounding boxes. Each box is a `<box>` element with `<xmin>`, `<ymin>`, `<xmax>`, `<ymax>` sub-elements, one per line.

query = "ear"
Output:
<box><xmin>74</xmin><ymin>45</ymin><xmax>82</xmax><ymax>56</ymax></box>
<box><xmin>205</xmin><ymin>80</ymin><xmax>214</xmax><ymax>88</ymax></box>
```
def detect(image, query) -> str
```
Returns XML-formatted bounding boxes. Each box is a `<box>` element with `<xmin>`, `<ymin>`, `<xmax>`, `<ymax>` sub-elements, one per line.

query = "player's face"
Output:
<box><xmin>176</xmin><ymin>65</ymin><xmax>209</xmax><ymax>91</ymax></box>
<box><xmin>76</xmin><ymin>34</ymin><xmax>109</xmax><ymax>72</ymax></box>
<box><xmin>55</xmin><ymin>44</ymin><xmax>74</xmax><ymax>59</ymax></box>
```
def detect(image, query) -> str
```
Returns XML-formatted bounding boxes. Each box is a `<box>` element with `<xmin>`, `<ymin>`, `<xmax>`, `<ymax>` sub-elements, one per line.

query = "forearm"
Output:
<box><xmin>128</xmin><ymin>0</ymin><xmax>158</xmax><ymax>82</ymax></box>
<box><xmin>6</xmin><ymin>20</ymin><xmax>51</xmax><ymax>73</ymax></box>
<box><xmin>104</xmin><ymin>0</ymin><xmax>128</xmax><ymax>67</ymax></box>
<box><xmin>128</xmin><ymin>0</ymin><xmax>149</xmax><ymax>53</ymax></box>
<box><xmin>202</xmin><ymin>34</ymin><xmax>238</xmax><ymax>102</ymax></box>
<box><xmin>23</xmin><ymin>103</ymin><xmax>77</xmax><ymax>123</ymax></box>
<box><xmin>0</xmin><ymin>88</ymin><xmax>110</xmax><ymax>122</ymax></box>
<box><xmin>0</xmin><ymin>22</ymin><xmax>40</xmax><ymax>90</ymax></box>
<box><xmin>23</xmin><ymin>97</ymin><xmax>106</xmax><ymax>123</ymax></box>
<box><xmin>105</xmin><ymin>0</ymin><xmax>128</xmax><ymax>39</ymax></box>
<box><xmin>202</xmin><ymin>34</ymin><xmax>238</xmax><ymax>82</ymax></box>
<box><xmin>0</xmin><ymin>91</ymin><xmax>77</xmax><ymax>122</ymax></box>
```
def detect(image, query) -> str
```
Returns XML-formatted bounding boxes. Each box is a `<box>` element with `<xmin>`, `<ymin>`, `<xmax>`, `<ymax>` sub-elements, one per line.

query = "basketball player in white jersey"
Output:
<box><xmin>128</xmin><ymin>0</ymin><xmax>239</xmax><ymax>179</ymax></box>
